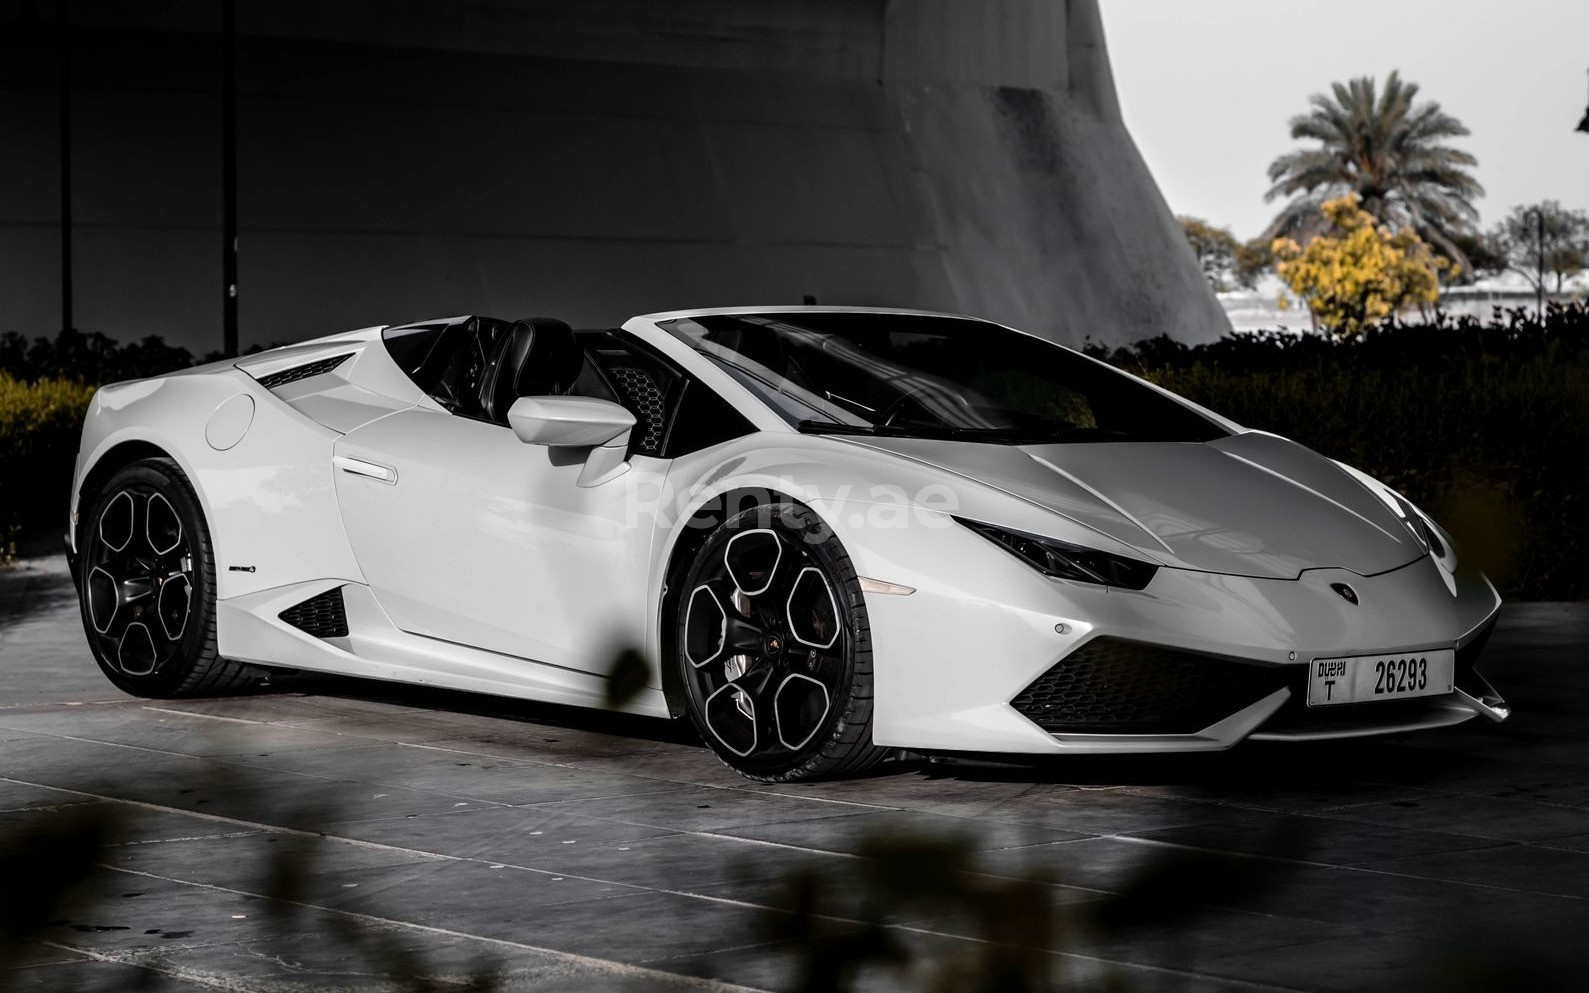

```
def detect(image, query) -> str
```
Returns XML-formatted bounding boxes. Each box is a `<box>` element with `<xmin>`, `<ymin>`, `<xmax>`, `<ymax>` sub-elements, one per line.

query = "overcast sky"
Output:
<box><xmin>1101</xmin><ymin>0</ymin><xmax>1589</xmax><ymax>239</ymax></box>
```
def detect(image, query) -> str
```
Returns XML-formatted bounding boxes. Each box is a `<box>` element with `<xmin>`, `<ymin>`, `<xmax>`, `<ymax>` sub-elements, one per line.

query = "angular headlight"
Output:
<box><xmin>956</xmin><ymin>518</ymin><xmax>1158</xmax><ymax>590</ymax></box>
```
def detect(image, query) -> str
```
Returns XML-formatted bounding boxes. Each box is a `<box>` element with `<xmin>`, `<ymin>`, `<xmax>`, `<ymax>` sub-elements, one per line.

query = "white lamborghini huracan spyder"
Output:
<box><xmin>67</xmin><ymin>308</ymin><xmax>1508</xmax><ymax>781</ymax></box>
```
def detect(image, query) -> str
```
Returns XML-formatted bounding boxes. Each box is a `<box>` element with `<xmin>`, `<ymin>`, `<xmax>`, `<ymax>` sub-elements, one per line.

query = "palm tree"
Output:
<box><xmin>1264</xmin><ymin>71</ymin><xmax>1483</xmax><ymax>272</ymax></box>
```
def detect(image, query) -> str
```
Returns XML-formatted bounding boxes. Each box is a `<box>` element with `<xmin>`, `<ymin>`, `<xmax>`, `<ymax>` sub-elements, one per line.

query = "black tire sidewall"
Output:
<box><xmin>78</xmin><ymin>460</ymin><xmax>218</xmax><ymax>698</ymax></box>
<box><xmin>675</xmin><ymin>502</ymin><xmax>872</xmax><ymax>779</ymax></box>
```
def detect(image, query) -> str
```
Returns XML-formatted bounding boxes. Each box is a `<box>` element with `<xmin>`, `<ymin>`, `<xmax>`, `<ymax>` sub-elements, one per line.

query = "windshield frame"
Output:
<box><xmin>655</xmin><ymin>311</ymin><xmax>1233</xmax><ymax>446</ymax></box>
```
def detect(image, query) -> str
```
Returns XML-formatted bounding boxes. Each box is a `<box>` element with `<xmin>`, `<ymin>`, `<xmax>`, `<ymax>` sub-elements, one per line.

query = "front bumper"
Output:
<box><xmin>64</xmin><ymin>529</ymin><xmax>80</xmax><ymax>586</ymax></box>
<box><xmin>854</xmin><ymin>519</ymin><xmax>1504</xmax><ymax>754</ymax></box>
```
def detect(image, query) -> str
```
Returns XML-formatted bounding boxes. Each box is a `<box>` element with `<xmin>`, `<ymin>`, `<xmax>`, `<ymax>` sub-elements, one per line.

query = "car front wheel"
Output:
<box><xmin>675</xmin><ymin>502</ymin><xmax>889</xmax><ymax>782</ymax></box>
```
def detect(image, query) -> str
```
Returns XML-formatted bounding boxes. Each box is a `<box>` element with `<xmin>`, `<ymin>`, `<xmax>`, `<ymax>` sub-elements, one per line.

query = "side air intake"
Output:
<box><xmin>278</xmin><ymin>587</ymin><xmax>349</xmax><ymax>639</ymax></box>
<box><xmin>255</xmin><ymin>353</ymin><xmax>353</xmax><ymax>390</ymax></box>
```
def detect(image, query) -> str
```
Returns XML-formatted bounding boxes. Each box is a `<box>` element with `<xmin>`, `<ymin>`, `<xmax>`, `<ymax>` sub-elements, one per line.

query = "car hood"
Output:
<box><xmin>839</xmin><ymin>431</ymin><xmax>1423</xmax><ymax>579</ymax></box>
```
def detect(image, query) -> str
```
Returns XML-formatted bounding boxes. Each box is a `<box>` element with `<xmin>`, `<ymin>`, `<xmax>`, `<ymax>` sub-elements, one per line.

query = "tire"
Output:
<box><xmin>674</xmin><ymin>502</ymin><xmax>890</xmax><ymax>782</ymax></box>
<box><xmin>76</xmin><ymin>458</ymin><xmax>261</xmax><ymax>697</ymax></box>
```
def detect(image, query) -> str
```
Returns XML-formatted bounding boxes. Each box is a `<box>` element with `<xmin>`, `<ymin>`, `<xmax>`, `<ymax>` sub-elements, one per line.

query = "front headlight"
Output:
<box><xmin>956</xmin><ymin>518</ymin><xmax>1159</xmax><ymax>590</ymax></box>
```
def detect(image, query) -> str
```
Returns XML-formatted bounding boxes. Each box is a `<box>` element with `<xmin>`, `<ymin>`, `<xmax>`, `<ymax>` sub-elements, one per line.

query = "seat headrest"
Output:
<box><xmin>477</xmin><ymin>317</ymin><xmax>582</xmax><ymax>423</ymax></box>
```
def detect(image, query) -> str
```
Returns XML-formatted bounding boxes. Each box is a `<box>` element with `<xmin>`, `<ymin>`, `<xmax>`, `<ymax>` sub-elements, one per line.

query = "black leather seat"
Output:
<box><xmin>477</xmin><ymin>318</ymin><xmax>584</xmax><ymax>424</ymax></box>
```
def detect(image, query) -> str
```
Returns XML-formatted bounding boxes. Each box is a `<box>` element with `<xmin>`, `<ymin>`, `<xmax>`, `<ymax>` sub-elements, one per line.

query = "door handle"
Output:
<box><xmin>334</xmin><ymin>455</ymin><xmax>398</xmax><ymax>484</ymax></box>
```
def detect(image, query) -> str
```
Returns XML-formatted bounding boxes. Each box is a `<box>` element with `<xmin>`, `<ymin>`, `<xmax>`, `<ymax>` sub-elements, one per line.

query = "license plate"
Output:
<box><xmin>1306</xmin><ymin>650</ymin><xmax>1454</xmax><ymax>707</ymax></box>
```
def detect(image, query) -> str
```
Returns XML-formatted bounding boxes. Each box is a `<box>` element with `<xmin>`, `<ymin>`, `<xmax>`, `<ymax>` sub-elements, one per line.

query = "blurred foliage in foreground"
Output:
<box><xmin>1089</xmin><ymin>304</ymin><xmax>1589</xmax><ymax>600</ymax></box>
<box><xmin>0</xmin><ymin>771</ymin><xmax>502</xmax><ymax>993</ymax></box>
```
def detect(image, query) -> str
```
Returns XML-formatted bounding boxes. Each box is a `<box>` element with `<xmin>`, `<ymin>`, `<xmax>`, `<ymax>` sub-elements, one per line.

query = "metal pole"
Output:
<box><xmin>58</xmin><ymin>0</ymin><xmax>71</xmax><ymax>336</ymax></box>
<box><xmin>1536</xmin><ymin>207</ymin><xmax>1545</xmax><ymax>320</ymax></box>
<box><xmin>221</xmin><ymin>0</ymin><xmax>238</xmax><ymax>357</ymax></box>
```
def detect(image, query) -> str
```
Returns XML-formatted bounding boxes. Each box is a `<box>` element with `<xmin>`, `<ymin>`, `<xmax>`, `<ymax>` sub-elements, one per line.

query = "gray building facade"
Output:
<box><xmin>0</xmin><ymin>0</ymin><xmax>1228</xmax><ymax>353</ymax></box>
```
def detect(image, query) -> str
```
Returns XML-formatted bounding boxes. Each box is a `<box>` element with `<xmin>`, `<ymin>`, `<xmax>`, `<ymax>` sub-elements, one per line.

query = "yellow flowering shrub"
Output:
<box><xmin>1272</xmin><ymin>195</ymin><xmax>1448</xmax><ymax>336</ymax></box>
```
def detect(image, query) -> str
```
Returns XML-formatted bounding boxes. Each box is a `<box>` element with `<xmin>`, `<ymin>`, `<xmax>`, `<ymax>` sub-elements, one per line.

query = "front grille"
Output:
<box><xmin>1011</xmin><ymin>638</ymin><xmax>1288</xmax><ymax>734</ymax></box>
<box><xmin>255</xmin><ymin>353</ymin><xmax>353</xmax><ymax>389</ymax></box>
<box><xmin>278</xmin><ymin>587</ymin><xmax>349</xmax><ymax>639</ymax></box>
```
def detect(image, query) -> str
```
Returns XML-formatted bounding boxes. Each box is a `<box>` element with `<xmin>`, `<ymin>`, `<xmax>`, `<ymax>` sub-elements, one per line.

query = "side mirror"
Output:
<box><xmin>506</xmin><ymin>396</ymin><xmax>636</xmax><ymax>486</ymax></box>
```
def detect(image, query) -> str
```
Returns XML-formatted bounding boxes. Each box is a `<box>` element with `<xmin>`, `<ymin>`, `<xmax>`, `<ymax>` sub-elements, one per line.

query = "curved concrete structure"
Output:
<box><xmin>0</xmin><ymin>0</ymin><xmax>1227</xmax><ymax>351</ymax></box>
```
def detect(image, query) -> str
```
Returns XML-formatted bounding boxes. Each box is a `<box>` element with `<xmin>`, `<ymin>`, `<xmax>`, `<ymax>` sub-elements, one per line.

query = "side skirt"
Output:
<box><xmin>215</xmin><ymin>580</ymin><xmax>669</xmax><ymax>718</ymax></box>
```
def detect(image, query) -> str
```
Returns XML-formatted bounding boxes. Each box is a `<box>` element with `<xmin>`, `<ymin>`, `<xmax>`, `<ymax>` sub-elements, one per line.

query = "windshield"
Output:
<box><xmin>659</xmin><ymin>313</ymin><xmax>1228</xmax><ymax>444</ymax></box>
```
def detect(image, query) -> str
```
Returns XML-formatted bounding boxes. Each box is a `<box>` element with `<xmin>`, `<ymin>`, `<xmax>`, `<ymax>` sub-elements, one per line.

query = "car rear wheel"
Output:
<box><xmin>675</xmin><ymin>502</ymin><xmax>890</xmax><ymax>781</ymax></box>
<box><xmin>77</xmin><ymin>458</ymin><xmax>261</xmax><ymax>697</ymax></box>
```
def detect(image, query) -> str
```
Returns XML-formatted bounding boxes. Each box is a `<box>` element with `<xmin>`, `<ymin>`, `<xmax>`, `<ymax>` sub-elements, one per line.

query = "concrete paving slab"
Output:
<box><xmin>691</xmin><ymin>868</ymin><xmax>1111</xmax><ymax>920</ymax></box>
<box><xmin>712</xmin><ymin>807</ymin><xmax>1094</xmax><ymax>854</ymax></box>
<box><xmin>1205</xmin><ymin>860</ymin><xmax>1588</xmax><ymax>941</ymax></box>
<box><xmin>34</xmin><ymin>870</ymin><xmax>311</xmax><ymax>954</ymax></box>
<box><xmin>1350</xmin><ymin>842</ymin><xmax>1589</xmax><ymax>899</ymax></box>
<box><xmin>223</xmin><ymin>740</ymin><xmax>687</xmax><ymax>806</ymax></box>
<box><xmin>1538</xmin><ymin>832</ymin><xmax>1589</xmax><ymax>853</ymax></box>
<box><xmin>0</xmin><ymin>800</ymin><xmax>268</xmax><ymax>854</ymax></box>
<box><xmin>1</xmin><ymin>956</ymin><xmax>225</xmax><ymax>992</ymax></box>
<box><xmin>0</xmin><ymin>702</ymin><xmax>358</xmax><ymax>758</ymax></box>
<box><xmin>102</xmin><ymin>830</ymin><xmax>444</xmax><ymax>895</ymax></box>
<box><xmin>0</xmin><ymin>779</ymin><xmax>99</xmax><ymax>814</ymax></box>
<box><xmin>138</xmin><ymin>927</ymin><xmax>702</xmax><ymax>993</ymax></box>
<box><xmin>144</xmin><ymin>775</ymin><xmax>504</xmax><ymax>830</ymax></box>
<box><xmin>1066</xmin><ymin>908</ymin><xmax>1370</xmax><ymax>974</ymax></box>
<box><xmin>435</xmin><ymin>888</ymin><xmax>773</xmax><ymax>967</ymax></box>
<box><xmin>531</xmin><ymin>784</ymin><xmax>883</xmax><ymax>833</ymax></box>
<box><xmin>304</xmin><ymin>858</ymin><xmax>640</xmax><ymax>921</ymax></box>
<box><xmin>1111</xmin><ymin>771</ymin><xmax>1439</xmax><ymax>815</ymax></box>
<box><xmin>323</xmin><ymin>804</ymin><xmax>682</xmax><ymax>859</ymax></box>
<box><xmin>0</xmin><ymin>738</ymin><xmax>506</xmax><ymax>828</ymax></box>
<box><xmin>1178</xmin><ymin>930</ymin><xmax>1476</xmax><ymax>993</ymax></box>
<box><xmin>0</xmin><ymin>944</ymin><xmax>83</xmax><ymax>972</ymax></box>
<box><xmin>1</xmin><ymin>551</ymin><xmax>1585</xmax><ymax>991</ymax></box>
<box><xmin>975</xmin><ymin>834</ymin><xmax>1315</xmax><ymax>894</ymax></box>
<box><xmin>1128</xmin><ymin>813</ymin><xmax>1515</xmax><ymax>866</ymax></box>
<box><xmin>514</xmin><ymin>829</ymin><xmax>842</xmax><ymax>892</ymax></box>
<box><xmin>1323</xmin><ymin>790</ymin><xmax>1589</xmax><ymax>843</ymax></box>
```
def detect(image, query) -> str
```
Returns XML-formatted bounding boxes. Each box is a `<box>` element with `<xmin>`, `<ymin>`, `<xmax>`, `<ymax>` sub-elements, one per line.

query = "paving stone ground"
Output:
<box><xmin>2</xmin><ymin>551</ymin><xmax>1587</xmax><ymax>992</ymax></box>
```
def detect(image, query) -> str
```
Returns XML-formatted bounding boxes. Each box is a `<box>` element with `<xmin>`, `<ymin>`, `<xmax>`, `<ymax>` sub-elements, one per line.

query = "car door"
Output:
<box><xmin>332</xmin><ymin>404</ymin><xmax>658</xmax><ymax>673</ymax></box>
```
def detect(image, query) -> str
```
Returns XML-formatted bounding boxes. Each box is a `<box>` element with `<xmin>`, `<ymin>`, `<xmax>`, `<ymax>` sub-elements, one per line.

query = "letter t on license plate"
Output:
<box><xmin>1306</xmin><ymin>650</ymin><xmax>1455</xmax><ymax>707</ymax></box>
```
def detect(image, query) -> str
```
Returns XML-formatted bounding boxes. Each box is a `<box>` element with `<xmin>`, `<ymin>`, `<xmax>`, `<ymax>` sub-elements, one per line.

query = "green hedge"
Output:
<box><xmin>0</xmin><ymin>374</ymin><xmax>97</xmax><ymax>561</ymax></box>
<box><xmin>1092</xmin><ymin>305</ymin><xmax>1589</xmax><ymax>600</ymax></box>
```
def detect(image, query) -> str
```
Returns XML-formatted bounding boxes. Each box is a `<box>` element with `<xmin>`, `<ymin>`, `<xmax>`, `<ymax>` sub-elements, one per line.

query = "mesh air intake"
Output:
<box><xmin>1012</xmin><ymin>638</ymin><xmax>1287</xmax><ymax>734</ymax></box>
<box><xmin>278</xmin><ymin>587</ymin><xmax>349</xmax><ymax>639</ymax></box>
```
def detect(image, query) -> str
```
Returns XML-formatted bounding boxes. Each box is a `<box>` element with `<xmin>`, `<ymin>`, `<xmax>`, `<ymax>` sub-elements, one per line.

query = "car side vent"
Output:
<box><xmin>256</xmin><ymin>353</ymin><xmax>353</xmax><ymax>390</ymax></box>
<box><xmin>609</xmin><ymin>366</ymin><xmax>667</xmax><ymax>454</ymax></box>
<box><xmin>278</xmin><ymin>586</ymin><xmax>349</xmax><ymax>639</ymax></box>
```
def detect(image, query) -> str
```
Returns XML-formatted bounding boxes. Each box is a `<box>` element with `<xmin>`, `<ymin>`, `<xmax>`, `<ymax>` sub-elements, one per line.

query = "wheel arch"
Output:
<box><xmin>75</xmin><ymin>439</ymin><xmax>179</xmax><ymax>550</ymax></box>
<box><xmin>656</xmin><ymin>485</ymin><xmax>818</xmax><ymax>718</ymax></box>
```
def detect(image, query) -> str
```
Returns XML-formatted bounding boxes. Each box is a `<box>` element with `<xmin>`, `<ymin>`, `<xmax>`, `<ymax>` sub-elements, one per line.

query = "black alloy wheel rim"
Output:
<box><xmin>682</xmin><ymin>525</ymin><xmax>848</xmax><ymax>766</ymax></box>
<box><xmin>82</xmin><ymin>486</ymin><xmax>196</xmax><ymax>678</ymax></box>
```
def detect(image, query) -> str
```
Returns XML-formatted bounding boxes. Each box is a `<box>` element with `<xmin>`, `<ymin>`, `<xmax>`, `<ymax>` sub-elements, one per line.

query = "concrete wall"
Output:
<box><xmin>0</xmin><ymin>0</ymin><xmax>1228</xmax><ymax>353</ymax></box>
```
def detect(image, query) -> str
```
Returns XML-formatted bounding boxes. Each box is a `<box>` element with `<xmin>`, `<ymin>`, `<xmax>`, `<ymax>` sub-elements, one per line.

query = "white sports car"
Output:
<box><xmin>67</xmin><ymin>308</ymin><xmax>1509</xmax><ymax>781</ymax></box>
